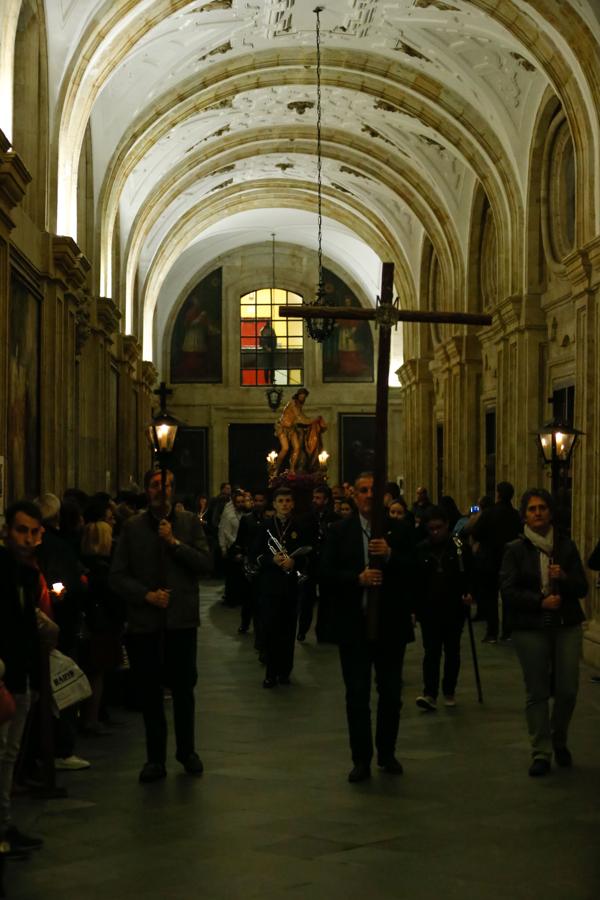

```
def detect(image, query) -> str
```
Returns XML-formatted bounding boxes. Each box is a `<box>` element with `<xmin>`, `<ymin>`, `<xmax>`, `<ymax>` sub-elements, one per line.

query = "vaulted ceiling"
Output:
<box><xmin>6</xmin><ymin>1</ymin><xmax>600</xmax><ymax>360</ymax></box>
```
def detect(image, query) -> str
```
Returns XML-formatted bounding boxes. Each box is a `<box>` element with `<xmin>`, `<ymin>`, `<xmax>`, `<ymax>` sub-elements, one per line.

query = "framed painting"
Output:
<box><xmin>171</xmin><ymin>268</ymin><xmax>223</xmax><ymax>383</ymax></box>
<box><xmin>322</xmin><ymin>268</ymin><xmax>374</xmax><ymax>383</ymax></box>
<box><xmin>339</xmin><ymin>414</ymin><xmax>376</xmax><ymax>485</ymax></box>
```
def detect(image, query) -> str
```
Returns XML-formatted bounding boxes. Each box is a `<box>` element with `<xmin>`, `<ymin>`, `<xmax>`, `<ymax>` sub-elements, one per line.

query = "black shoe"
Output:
<box><xmin>139</xmin><ymin>762</ymin><xmax>167</xmax><ymax>784</ymax></box>
<box><xmin>179</xmin><ymin>752</ymin><xmax>204</xmax><ymax>776</ymax></box>
<box><xmin>528</xmin><ymin>758</ymin><xmax>551</xmax><ymax>777</ymax></box>
<box><xmin>278</xmin><ymin>675</ymin><xmax>291</xmax><ymax>685</ymax></box>
<box><xmin>296</xmin><ymin>632</ymin><xmax>306</xmax><ymax>643</ymax></box>
<box><xmin>262</xmin><ymin>677</ymin><xmax>277</xmax><ymax>689</ymax></box>
<box><xmin>348</xmin><ymin>763</ymin><xmax>371</xmax><ymax>783</ymax></box>
<box><xmin>4</xmin><ymin>826</ymin><xmax>43</xmax><ymax>851</ymax></box>
<box><xmin>554</xmin><ymin>747</ymin><xmax>572</xmax><ymax>767</ymax></box>
<box><xmin>377</xmin><ymin>757</ymin><xmax>404</xmax><ymax>775</ymax></box>
<box><xmin>237</xmin><ymin>625</ymin><xmax>249</xmax><ymax>634</ymax></box>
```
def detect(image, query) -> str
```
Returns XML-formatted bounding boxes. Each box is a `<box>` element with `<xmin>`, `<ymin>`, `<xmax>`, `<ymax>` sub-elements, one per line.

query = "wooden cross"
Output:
<box><xmin>153</xmin><ymin>380</ymin><xmax>173</xmax><ymax>413</ymax></box>
<box><xmin>279</xmin><ymin>262</ymin><xmax>492</xmax><ymax>638</ymax></box>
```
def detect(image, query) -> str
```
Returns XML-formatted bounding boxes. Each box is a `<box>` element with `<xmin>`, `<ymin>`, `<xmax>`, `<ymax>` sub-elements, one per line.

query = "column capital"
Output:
<box><xmin>0</xmin><ymin>140</ymin><xmax>31</xmax><ymax>233</ymax></box>
<box><xmin>45</xmin><ymin>234</ymin><xmax>91</xmax><ymax>291</ymax></box>
<box><xmin>141</xmin><ymin>360</ymin><xmax>159</xmax><ymax>391</ymax></box>
<box><xmin>121</xmin><ymin>334</ymin><xmax>142</xmax><ymax>372</ymax></box>
<box><xmin>396</xmin><ymin>357</ymin><xmax>433</xmax><ymax>389</ymax></box>
<box><xmin>96</xmin><ymin>296</ymin><xmax>121</xmax><ymax>338</ymax></box>
<box><xmin>564</xmin><ymin>237</ymin><xmax>600</xmax><ymax>295</ymax></box>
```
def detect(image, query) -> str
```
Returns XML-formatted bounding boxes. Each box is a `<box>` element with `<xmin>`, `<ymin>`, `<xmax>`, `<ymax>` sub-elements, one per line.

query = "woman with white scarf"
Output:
<box><xmin>500</xmin><ymin>488</ymin><xmax>587</xmax><ymax>777</ymax></box>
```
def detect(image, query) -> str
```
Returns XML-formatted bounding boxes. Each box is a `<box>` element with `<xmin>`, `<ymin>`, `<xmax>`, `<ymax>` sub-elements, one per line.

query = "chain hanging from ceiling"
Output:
<box><xmin>305</xmin><ymin>6</ymin><xmax>335</xmax><ymax>343</ymax></box>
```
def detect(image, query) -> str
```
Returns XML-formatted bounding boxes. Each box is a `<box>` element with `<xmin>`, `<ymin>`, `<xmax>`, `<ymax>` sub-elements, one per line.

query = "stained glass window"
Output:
<box><xmin>240</xmin><ymin>288</ymin><xmax>304</xmax><ymax>386</ymax></box>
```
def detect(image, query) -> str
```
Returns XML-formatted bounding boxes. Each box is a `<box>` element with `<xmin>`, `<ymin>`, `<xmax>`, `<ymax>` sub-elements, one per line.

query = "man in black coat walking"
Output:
<box><xmin>320</xmin><ymin>473</ymin><xmax>416</xmax><ymax>783</ymax></box>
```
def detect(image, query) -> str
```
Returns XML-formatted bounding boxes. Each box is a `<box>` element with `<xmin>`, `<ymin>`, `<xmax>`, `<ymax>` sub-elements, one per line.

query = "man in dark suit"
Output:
<box><xmin>321</xmin><ymin>473</ymin><xmax>416</xmax><ymax>783</ymax></box>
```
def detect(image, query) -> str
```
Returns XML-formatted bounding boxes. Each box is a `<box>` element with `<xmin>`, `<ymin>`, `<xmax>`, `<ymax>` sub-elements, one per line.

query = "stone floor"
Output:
<box><xmin>5</xmin><ymin>582</ymin><xmax>600</xmax><ymax>900</ymax></box>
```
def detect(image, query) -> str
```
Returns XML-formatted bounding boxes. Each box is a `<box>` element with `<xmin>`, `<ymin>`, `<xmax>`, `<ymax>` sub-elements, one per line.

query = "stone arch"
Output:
<box><xmin>541</xmin><ymin>112</ymin><xmax>576</xmax><ymax>272</ymax></box>
<box><xmin>524</xmin><ymin>89</ymin><xmax>562</xmax><ymax>294</ymax></box>
<box><xmin>140</xmin><ymin>187</ymin><xmax>416</xmax><ymax>360</ymax></box>
<box><xmin>12</xmin><ymin>0</ymin><xmax>48</xmax><ymax>229</ymax></box>
<box><xmin>119</xmin><ymin>133</ymin><xmax>461</xmax><ymax>335</ymax></box>
<box><xmin>0</xmin><ymin>0</ymin><xmax>22</xmax><ymax>142</ymax></box>
<box><xmin>467</xmin><ymin>183</ymin><xmax>499</xmax><ymax>314</ymax></box>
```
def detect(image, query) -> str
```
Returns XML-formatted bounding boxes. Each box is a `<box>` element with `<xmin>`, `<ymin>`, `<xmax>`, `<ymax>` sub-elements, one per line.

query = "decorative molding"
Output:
<box><xmin>0</xmin><ymin>145</ymin><xmax>31</xmax><ymax>232</ymax></box>
<box><xmin>51</xmin><ymin>235</ymin><xmax>91</xmax><ymax>290</ymax></box>
<box><xmin>75</xmin><ymin>297</ymin><xmax>92</xmax><ymax>356</ymax></box>
<box><xmin>122</xmin><ymin>334</ymin><xmax>142</xmax><ymax>371</ymax></box>
<box><xmin>96</xmin><ymin>296</ymin><xmax>121</xmax><ymax>337</ymax></box>
<box><xmin>141</xmin><ymin>360</ymin><xmax>159</xmax><ymax>390</ymax></box>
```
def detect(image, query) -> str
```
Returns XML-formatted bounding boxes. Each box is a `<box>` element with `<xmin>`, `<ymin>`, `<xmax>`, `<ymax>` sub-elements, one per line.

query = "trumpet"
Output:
<box><xmin>266</xmin><ymin>530</ymin><xmax>312</xmax><ymax>584</ymax></box>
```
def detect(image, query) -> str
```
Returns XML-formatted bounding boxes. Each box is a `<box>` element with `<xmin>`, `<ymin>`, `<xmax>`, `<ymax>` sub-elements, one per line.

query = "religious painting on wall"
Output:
<box><xmin>322</xmin><ymin>268</ymin><xmax>374</xmax><ymax>383</ymax></box>
<box><xmin>170</xmin><ymin>427</ymin><xmax>209</xmax><ymax>502</ymax></box>
<box><xmin>339</xmin><ymin>414</ymin><xmax>376</xmax><ymax>485</ymax></box>
<box><xmin>170</xmin><ymin>267</ymin><xmax>222</xmax><ymax>382</ymax></box>
<box><xmin>8</xmin><ymin>273</ymin><xmax>41</xmax><ymax>502</ymax></box>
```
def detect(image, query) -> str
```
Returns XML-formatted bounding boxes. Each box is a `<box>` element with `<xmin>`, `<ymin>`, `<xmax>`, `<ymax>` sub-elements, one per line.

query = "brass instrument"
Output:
<box><xmin>266</xmin><ymin>529</ymin><xmax>312</xmax><ymax>584</ymax></box>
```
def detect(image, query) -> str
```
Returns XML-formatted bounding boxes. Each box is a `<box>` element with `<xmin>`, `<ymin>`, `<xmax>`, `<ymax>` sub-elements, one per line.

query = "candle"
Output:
<box><xmin>318</xmin><ymin>450</ymin><xmax>329</xmax><ymax>468</ymax></box>
<box><xmin>51</xmin><ymin>582</ymin><xmax>65</xmax><ymax>594</ymax></box>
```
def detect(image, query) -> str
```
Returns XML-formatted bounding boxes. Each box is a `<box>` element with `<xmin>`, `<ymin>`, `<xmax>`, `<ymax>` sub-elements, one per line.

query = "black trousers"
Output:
<box><xmin>338</xmin><ymin>638</ymin><xmax>406</xmax><ymax>766</ymax></box>
<box><xmin>419</xmin><ymin>617</ymin><xmax>465</xmax><ymax>699</ymax></box>
<box><xmin>261</xmin><ymin>593</ymin><xmax>297</xmax><ymax>680</ymax></box>
<box><xmin>127</xmin><ymin>628</ymin><xmax>197</xmax><ymax>765</ymax></box>
<box><xmin>297</xmin><ymin>578</ymin><xmax>316</xmax><ymax>636</ymax></box>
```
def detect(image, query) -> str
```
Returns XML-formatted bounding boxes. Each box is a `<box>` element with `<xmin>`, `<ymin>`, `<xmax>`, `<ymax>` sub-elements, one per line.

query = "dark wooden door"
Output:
<box><xmin>228</xmin><ymin>424</ymin><xmax>275</xmax><ymax>492</ymax></box>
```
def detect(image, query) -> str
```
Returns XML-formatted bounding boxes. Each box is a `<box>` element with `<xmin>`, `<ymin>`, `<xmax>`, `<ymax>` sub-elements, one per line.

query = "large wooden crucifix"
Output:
<box><xmin>279</xmin><ymin>262</ymin><xmax>492</xmax><ymax>637</ymax></box>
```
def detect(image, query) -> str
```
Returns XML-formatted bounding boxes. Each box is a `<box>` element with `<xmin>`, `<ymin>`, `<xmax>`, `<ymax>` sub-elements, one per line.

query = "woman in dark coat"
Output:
<box><xmin>500</xmin><ymin>488</ymin><xmax>587</xmax><ymax>777</ymax></box>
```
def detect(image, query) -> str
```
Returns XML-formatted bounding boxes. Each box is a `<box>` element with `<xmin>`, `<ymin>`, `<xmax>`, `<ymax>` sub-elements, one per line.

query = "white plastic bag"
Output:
<box><xmin>49</xmin><ymin>650</ymin><xmax>92</xmax><ymax>713</ymax></box>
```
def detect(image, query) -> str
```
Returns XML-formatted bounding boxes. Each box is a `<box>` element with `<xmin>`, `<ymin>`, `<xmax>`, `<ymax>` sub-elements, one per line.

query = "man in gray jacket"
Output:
<box><xmin>110</xmin><ymin>469</ymin><xmax>211</xmax><ymax>783</ymax></box>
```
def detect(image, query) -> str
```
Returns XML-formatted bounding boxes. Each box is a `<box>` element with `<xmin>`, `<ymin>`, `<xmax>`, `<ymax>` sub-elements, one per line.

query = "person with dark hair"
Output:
<box><xmin>383</xmin><ymin>482</ymin><xmax>400</xmax><ymax>506</ymax></box>
<box><xmin>218</xmin><ymin>489</ymin><xmax>247</xmax><ymax>608</ymax></box>
<box><xmin>414</xmin><ymin>506</ymin><xmax>474</xmax><ymax>711</ymax></box>
<box><xmin>470</xmin><ymin>480</ymin><xmax>522</xmax><ymax>642</ymax></box>
<box><xmin>339</xmin><ymin>497</ymin><xmax>357</xmax><ymax>519</ymax></box>
<box><xmin>0</xmin><ymin>501</ymin><xmax>44</xmax><ymax>859</ymax></box>
<box><xmin>438</xmin><ymin>495</ymin><xmax>463</xmax><ymax>532</ymax></box>
<box><xmin>236</xmin><ymin>490</ymin><xmax>268</xmax><ymax>635</ymax></box>
<box><xmin>320</xmin><ymin>472</ymin><xmax>416</xmax><ymax>783</ymax></box>
<box><xmin>411</xmin><ymin>486</ymin><xmax>433</xmax><ymax>524</ymax></box>
<box><xmin>249</xmin><ymin>488</ymin><xmax>309</xmax><ymax>687</ymax></box>
<box><xmin>298</xmin><ymin>485</ymin><xmax>337</xmax><ymax>643</ymax></box>
<box><xmin>500</xmin><ymin>488</ymin><xmax>587</xmax><ymax>776</ymax></box>
<box><xmin>109</xmin><ymin>468</ymin><xmax>211</xmax><ymax>783</ymax></box>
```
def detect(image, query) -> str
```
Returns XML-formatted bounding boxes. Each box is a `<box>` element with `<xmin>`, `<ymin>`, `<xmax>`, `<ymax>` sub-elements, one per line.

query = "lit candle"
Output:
<box><xmin>51</xmin><ymin>582</ymin><xmax>65</xmax><ymax>594</ymax></box>
<box><xmin>318</xmin><ymin>450</ymin><xmax>329</xmax><ymax>468</ymax></box>
<box><xmin>266</xmin><ymin>450</ymin><xmax>278</xmax><ymax>465</ymax></box>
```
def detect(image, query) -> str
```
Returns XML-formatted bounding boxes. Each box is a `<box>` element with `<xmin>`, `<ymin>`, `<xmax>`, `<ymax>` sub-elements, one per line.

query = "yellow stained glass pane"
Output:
<box><xmin>273</xmin><ymin>320</ymin><xmax>287</xmax><ymax>337</ymax></box>
<box><xmin>289</xmin><ymin>369</ymin><xmax>302</xmax><ymax>384</ymax></box>
<box><xmin>271</xmin><ymin>288</ymin><xmax>286</xmax><ymax>303</ymax></box>
<box><xmin>241</xmin><ymin>291</ymin><xmax>256</xmax><ymax>303</ymax></box>
<box><xmin>288</xmin><ymin>337</ymin><xmax>302</xmax><ymax>349</ymax></box>
<box><xmin>288</xmin><ymin>292</ymin><xmax>302</xmax><ymax>304</ymax></box>
<box><xmin>287</xmin><ymin>321</ymin><xmax>303</xmax><ymax>336</ymax></box>
<box><xmin>241</xmin><ymin>305</ymin><xmax>255</xmax><ymax>319</ymax></box>
<box><xmin>256</xmin><ymin>289</ymin><xmax>271</xmax><ymax>303</ymax></box>
<box><xmin>256</xmin><ymin>305</ymin><xmax>271</xmax><ymax>319</ymax></box>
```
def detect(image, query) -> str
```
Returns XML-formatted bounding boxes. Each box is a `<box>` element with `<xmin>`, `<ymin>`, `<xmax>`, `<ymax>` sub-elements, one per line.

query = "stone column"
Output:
<box><xmin>443</xmin><ymin>335</ymin><xmax>483</xmax><ymax>509</ymax></box>
<box><xmin>96</xmin><ymin>297</ymin><xmax>121</xmax><ymax>494</ymax></box>
<box><xmin>395</xmin><ymin>358</ymin><xmax>434</xmax><ymax>501</ymax></box>
<box><xmin>118</xmin><ymin>334</ymin><xmax>142</xmax><ymax>489</ymax></box>
<box><xmin>493</xmin><ymin>294</ymin><xmax>546</xmax><ymax>492</ymax></box>
<box><xmin>565</xmin><ymin>237</ymin><xmax>600</xmax><ymax>666</ymax></box>
<box><xmin>139</xmin><ymin>360</ymin><xmax>158</xmax><ymax>480</ymax></box>
<box><xmin>0</xmin><ymin>131</ymin><xmax>30</xmax><ymax>512</ymax></box>
<box><xmin>39</xmin><ymin>235</ymin><xmax>90</xmax><ymax>493</ymax></box>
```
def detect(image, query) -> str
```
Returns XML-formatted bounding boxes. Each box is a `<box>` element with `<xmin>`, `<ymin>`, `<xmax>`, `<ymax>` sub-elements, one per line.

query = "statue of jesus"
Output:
<box><xmin>275</xmin><ymin>388</ymin><xmax>327</xmax><ymax>474</ymax></box>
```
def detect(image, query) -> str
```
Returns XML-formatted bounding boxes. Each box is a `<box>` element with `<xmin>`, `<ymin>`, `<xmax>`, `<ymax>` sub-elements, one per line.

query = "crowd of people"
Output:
<box><xmin>1</xmin><ymin>471</ymin><xmax>598</xmax><ymax>894</ymax></box>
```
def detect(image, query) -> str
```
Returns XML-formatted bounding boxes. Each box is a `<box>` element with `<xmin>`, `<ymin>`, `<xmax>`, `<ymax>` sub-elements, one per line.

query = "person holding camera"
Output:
<box><xmin>500</xmin><ymin>489</ymin><xmax>587</xmax><ymax>776</ymax></box>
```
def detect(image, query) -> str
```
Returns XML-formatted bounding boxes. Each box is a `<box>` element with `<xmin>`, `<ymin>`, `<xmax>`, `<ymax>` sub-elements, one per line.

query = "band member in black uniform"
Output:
<box><xmin>236</xmin><ymin>491</ymin><xmax>268</xmax><ymax>635</ymax></box>
<box><xmin>297</xmin><ymin>485</ymin><xmax>338</xmax><ymax>643</ymax></box>
<box><xmin>250</xmin><ymin>488</ymin><xmax>309</xmax><ymax>688</ymax></box>
<box><xmin>320</xmin><ymin>473</ymin><xmax>416</xmax><ymax>782</ymax></box>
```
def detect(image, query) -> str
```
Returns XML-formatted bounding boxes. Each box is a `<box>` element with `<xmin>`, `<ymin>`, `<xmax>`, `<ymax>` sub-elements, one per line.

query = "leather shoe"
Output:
<box><xmin>528</xmin><ymin>758</ymin><xmax>551</xmax><ymax>777</ymax></box>
<box><xmin>554</xmin><ymin>747</ymin><xmax>572</xmax><ymax>767</ymax></box>
<box><xmin>378</xmin><ymin>757</ymin><xmax>404</xmax><ymax>775</ymax></box>
<box><xmin>179</xmin><ymin>752</ymin><xmax>204</xmax><ymax>776</ymax></box>
<box><xmin>348</xmin><ymin>763</ymin><xmax>371</xmax><ymax>783</ymax></box>
<box><xmin>138</xmin><ymin>762</ymin><xmax>167</xmax><ymax>784</ymax></box>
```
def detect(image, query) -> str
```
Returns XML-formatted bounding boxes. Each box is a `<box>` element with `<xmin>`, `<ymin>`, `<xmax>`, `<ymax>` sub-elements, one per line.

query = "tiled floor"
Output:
<box><xmin>6</xmin><ymin>583</ymin><xmax>600</xmax><ymax>899</ymax></box>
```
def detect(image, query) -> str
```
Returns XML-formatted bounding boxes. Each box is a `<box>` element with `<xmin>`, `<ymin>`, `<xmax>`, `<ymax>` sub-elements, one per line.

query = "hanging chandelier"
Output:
<box><xmin>305</xmin><ymin>6</ymin><xmax>335</xmax><ymax>343</ymax></box>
